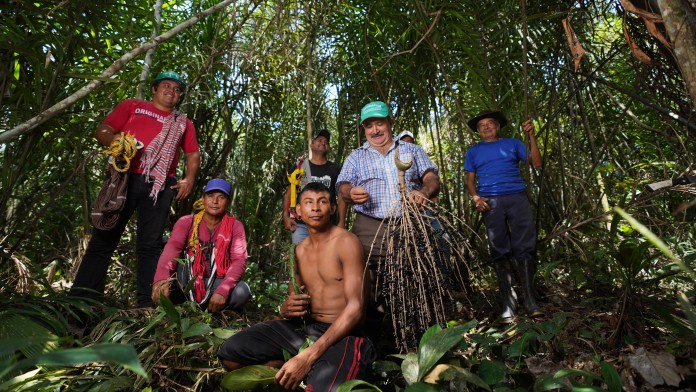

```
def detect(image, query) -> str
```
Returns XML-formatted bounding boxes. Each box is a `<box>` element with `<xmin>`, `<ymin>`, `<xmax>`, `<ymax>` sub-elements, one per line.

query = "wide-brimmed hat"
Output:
<box><xmin>467</xmin><ymin>110</ymin><xmax>507</xmax><ymax>131</ymax></box>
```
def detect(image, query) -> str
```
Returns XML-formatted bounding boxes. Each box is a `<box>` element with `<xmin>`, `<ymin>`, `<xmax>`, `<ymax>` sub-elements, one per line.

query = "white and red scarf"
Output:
<box><xmin>187</xmin><ymin>214</ymin><xmax>236</xmax><ymax>303</ymax></box>
<box><xmin>140</xmin><ymin>110</ymin><xmax>187</xmax><ymax>203</ymax></box>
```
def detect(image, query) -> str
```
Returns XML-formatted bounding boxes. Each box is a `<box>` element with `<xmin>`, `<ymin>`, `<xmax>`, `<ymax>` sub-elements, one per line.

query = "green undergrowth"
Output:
<box><xmin>5</xmin><ymin>289</ymin><xmax>693</xmax><ymax>391</ymax></box>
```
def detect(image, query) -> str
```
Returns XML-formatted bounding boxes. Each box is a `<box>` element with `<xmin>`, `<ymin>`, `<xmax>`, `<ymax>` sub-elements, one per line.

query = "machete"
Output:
<box><xmin>645</xmin><ymin>175</ymin><xmax>696</xmax><ymax>192</ymax></box>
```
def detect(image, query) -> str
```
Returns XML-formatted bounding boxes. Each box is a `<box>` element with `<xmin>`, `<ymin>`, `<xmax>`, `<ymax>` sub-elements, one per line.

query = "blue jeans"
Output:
<box><xmin>71</xmin><ymin>174</ymin><xmax>175</xmax><ymax>307</ymax></box>
<box><xmin>291</xmin><ymin>222</ymin><xmax>309</xmax><ymax>245</ymax></box>
<box><xmin>482</xmin><ymin>192</ymin><xmax>536</xmax><ymax>264</ymax></box>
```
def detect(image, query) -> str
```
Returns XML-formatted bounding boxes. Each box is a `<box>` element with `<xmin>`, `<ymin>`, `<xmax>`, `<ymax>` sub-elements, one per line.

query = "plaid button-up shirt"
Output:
<box><xmin>336</xmin><ymin>139</ymin><xmax>438</xmax><ymax>219</ymax></box>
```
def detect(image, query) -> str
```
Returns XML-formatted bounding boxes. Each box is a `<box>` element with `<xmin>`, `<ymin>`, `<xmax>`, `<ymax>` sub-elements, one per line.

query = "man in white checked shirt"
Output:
<box><xmin>336</xmin><ymin>100</ymin><xmax>440</xmax><ymax>347</ymax></box>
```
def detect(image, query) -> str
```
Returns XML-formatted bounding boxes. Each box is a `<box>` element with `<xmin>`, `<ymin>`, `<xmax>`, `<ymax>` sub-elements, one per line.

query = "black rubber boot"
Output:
<box><xmin>493</xmin><ymin>261</ymin><xmax>518</xmax><ymax>324</ymax></box>
<box><xmin>515</xmin><ymin>259</ymin><xmax>545</xmax><ymax>318</ymax></box>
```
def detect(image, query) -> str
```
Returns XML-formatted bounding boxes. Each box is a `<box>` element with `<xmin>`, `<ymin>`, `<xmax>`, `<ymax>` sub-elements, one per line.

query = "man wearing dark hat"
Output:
<box><xmin>464</xmin><ymin>110</ymin><xmax>544</xmax><ymax>322</ymax></box>
<box><xmin>71</xmin><ymin>71</ymin><xmax>200</xmax><ymax>308</ymax></box>
<box><xmin>283</xmin><ymin>129</ymin><xmax>346</xmax><ymax>244</ymax></box>
<box><xmin>152</xmin><ymin>178</ymin><xmax>250</xmax><ymax>312</ymax></box>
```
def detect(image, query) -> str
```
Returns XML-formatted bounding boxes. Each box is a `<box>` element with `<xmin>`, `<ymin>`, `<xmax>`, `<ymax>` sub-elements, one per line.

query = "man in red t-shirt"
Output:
<box><xmin>71</xmin><ymin>71</ymin><xmax>201</xmax><ymax>308</ymax></box>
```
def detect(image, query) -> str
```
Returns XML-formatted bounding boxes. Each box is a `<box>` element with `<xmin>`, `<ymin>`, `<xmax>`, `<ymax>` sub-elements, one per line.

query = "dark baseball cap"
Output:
<box><xmin>313</xmin><ymin>129</ymin><xmax>330</xmax><ymax>141</ymax></box>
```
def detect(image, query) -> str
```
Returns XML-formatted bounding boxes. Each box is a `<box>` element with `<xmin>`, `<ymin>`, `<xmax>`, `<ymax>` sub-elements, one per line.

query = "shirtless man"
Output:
<box><xmin>217</xmin><ymin>182</ymin><xmax>375</xmax><ymax>391</ymax></box>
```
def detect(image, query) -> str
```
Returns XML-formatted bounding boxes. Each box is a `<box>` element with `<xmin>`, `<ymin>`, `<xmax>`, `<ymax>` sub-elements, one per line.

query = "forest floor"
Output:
<box><xmin>215</xmin><ymin>278</ymin><xmax>695</xmax><ymax>391</ymax></box>
<box><xmin>450</xmin><ymin>279</ymin><xmax>696</xmax><ymax>392</ymax></box>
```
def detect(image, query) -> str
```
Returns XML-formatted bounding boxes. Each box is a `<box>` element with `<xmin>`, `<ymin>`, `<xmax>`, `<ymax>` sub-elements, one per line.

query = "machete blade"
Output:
<box><xmin>645</xmin><ymin>175</ymin><xmax>696</xmax><ymax>192</ymax></box>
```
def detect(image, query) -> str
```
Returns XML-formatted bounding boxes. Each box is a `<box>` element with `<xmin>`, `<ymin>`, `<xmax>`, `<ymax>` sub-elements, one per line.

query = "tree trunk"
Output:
<box><xmin>305</xmin><ymin>2</ymin><xmax>315</xmax><ymax>159</ymax></box>
<box><xmin>658</xmin><ymin>0</ymin><xmax>696</xmax><ymax>107</ymax></box>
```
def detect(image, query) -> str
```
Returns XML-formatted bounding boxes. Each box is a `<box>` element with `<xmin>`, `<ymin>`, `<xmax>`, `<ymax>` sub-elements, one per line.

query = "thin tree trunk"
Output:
<box><xmin>305</xmin><ymin>45</ymin><xmax>313</xmax><ymax>158</ymax></box>
<box><xmin>0</xmin><ymin>0</ymin><xmax>238</xmax><ymax>144</ymax></box>
<box><xmin>658</xmin><ymin>0</ymin><xmax>696</xmax><ymax>107</ymax></box>
<box><xmin>305</xmin><ymin>2</ymin><xmax>315</xmax><ymax>158</ymax></box>
<box><xmin>137</xmin><ymin>0</ymin><xmax>163</xmax><ymax>100</ymax></box>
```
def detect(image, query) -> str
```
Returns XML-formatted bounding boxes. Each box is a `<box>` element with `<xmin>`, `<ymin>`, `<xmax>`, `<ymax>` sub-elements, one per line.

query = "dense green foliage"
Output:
<box><xmin>1</xmin><ymin>0</ymin><xmax>695</xmax><ymax>390</ymax></box>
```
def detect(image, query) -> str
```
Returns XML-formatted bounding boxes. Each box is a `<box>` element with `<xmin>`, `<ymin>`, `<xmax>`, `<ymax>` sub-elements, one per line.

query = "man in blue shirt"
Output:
<box><xmin>464</xmin><ymin>110</ymin><xmax>544</xmax><ymax>323</ymax></box>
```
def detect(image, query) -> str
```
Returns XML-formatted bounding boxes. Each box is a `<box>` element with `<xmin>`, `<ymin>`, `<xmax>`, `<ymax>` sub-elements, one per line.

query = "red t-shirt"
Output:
<box><xmin>102</xmin><ymin>99</ymin><xmax>199</xmax><ymax>177</ymax></box>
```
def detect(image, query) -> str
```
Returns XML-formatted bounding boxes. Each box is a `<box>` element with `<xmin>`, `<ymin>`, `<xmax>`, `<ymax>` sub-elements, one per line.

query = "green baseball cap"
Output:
<box><xmin>152</xmin><ymin>71</ymin><xmax>186</xmax><ymax>93</ymax></box>
<box><xmin>360</xmin><ymin>101</ymin><xmax>391</xmax><ymax>124</ymax></box>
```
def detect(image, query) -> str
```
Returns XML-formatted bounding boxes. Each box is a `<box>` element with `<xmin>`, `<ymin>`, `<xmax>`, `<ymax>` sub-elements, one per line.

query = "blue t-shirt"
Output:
<box><xmin>464</xmin><ymin>138</ymin><xmax>527</xmax><ymax>196</ymax></box>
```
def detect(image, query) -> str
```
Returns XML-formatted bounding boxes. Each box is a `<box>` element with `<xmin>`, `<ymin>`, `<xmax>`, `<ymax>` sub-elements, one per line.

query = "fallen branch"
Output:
<box><xmin>0</xmin><ymin>0</ymin><xmax>237</xmax><ymax>145</ymax></box>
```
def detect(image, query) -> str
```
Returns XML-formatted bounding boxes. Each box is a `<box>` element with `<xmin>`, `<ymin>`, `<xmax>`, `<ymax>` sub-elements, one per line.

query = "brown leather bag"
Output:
<box><xmin>91</xmin><ymin>165</ymin><xmax>129</xmax><ymax>230</ymax></box>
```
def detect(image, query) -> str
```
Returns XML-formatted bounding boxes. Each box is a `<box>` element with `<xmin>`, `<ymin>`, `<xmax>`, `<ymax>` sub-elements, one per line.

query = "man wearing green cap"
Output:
<box><xmin>71</xmin><ymin>71</ymin><xmax>200</xmax><ymax>308</ymax></box>
<box><xmin>336</xmin><ymin>100</ymin><xmax>440</xmax><ymax>339</ymax></box>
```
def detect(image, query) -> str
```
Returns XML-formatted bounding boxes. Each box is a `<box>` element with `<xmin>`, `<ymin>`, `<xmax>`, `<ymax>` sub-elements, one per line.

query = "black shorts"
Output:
<box><xmin>218</xmin><ymin>319</ymin><xmax>376</xmax><ymax>392</ymax></box>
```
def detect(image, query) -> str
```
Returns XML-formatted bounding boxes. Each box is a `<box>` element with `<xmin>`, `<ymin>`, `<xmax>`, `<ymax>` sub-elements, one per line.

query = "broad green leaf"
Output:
<box><xmin>401</xmin><ymin>353</ymin><xmax>419</xmax><ymax>385</ymax></box>
<box><xmin>533</xmin><ymin>374</ymin><xmax>569</xmax><ymax>391</ymax></box>
<box><xmin>0</xmin><ymin>314</ymin><xmax>56</xmax><ymax>359</ymax></box>
<box><xmin>371</xmin><ymin>360</ymin><xmax>401</xmax><ymax>377</ymax></box>
<box><xmin>417</xmin><ymin>324</ymin><xmax>442</xmax><ymax>353</ymax></box>
<box><xmin>336</xmin><ymin>379</ymin><xmax>383</xmax><ymax>391</ymax></box>
<box><xmin>404</xmin><ymin>382</ymin><xmax>439</xmax><ymax>392</ymax></box>
<box><xmin>32</xmin><ymin>343</ymin><xmax>147</xmax><ymax>378</ymax></box>
<box><xmin>554</xmin><ymin>368</ymin><xmax>600</xmax><ymax>381</ymax></box>
<box><xmin>506</xmin><ymin>331</ymin><xmax>537</xmax><ymax>359</ymax></box>
<box><xmin>0</xmin><ymin>368</ymin><xmax>40</xmax><ymax>391</ymax></box>
<box><xmin>416</xmin><ymin>322</ymin><xmax>473</xmax><ymax>380</ymax></box>
<box><xmin>554</xmin><ymin>368</ymin><xmax>599</xmax><ymax>379</ymax></box>
<box><xmin>181</xmin><ymin>318</ymin><xmax>191</xmax><ymax>333</ymax></box>
<box><xmin>478</xmin><ymin>359</ymin><xmax>506</xmax><ymax>385</ymax></box>
<box><xmin>182</xmin><ymin>322</ymin><xmax>212</xmax><ymax>339</ymax></box>
<box><xmin>221</xmin><ymin>365</ymin><xmax>278</xmax><ymax>391</ymax></box>
<box><xmin>213</xmin><ymin>328</ymin><xmax>238</xmax><ymax>339</ymax></box>
<box><xmin>441</xmin><ymin>366</ymin><xmax>491</xmax><ymax>391</ymax></box>
<box><xmin>599</xmin><ymin>361</ymin><xmax>622</xmax><ymax>392</ymax></box>
<box><xmin>299</xmin><ymin>336</ymin><xmax>315</xmax><ymax>352</ymax></box>
<box><xmin>158</xmin><ymin>293</ymin><xmax>181</xmax><ymax>328</ymax></box>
